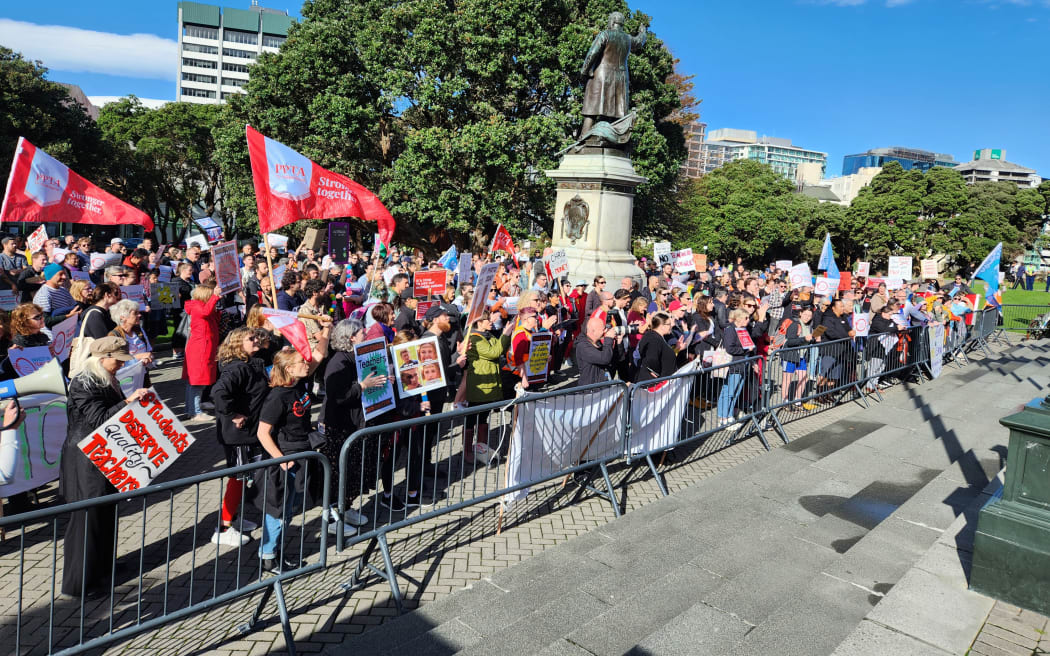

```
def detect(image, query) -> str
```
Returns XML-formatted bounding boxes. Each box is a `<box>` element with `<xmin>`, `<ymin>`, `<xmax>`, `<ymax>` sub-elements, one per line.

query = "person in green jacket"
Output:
<box><xmin>463</xmin><ymin>310</ymin><xmax>513</xmax><ymax>466</ymax></box>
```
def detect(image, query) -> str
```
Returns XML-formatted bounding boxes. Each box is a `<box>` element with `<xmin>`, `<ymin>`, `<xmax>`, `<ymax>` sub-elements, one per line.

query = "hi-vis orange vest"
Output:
<box><xmin>506</xmin><ymin>326</ymin><xmax>533</xmax><ymax>369</ymax></box>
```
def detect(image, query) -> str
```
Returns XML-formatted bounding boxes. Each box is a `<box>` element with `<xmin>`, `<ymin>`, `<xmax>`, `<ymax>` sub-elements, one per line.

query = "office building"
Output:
<box><xmin>842</xmin><ymin>147</ymin><xmax>957</xmax><ymax>176</ymax></box>
<box><xmin>954</xmin><ymin>149</ymin><xmax>1041</xmax><ymax>189</ymax></box>
<box><xmin>801</xmin><ymin>166</ymin><xmax>882</xmax><ymax>207</ymax></box>
<box><xmin>680</xmin><ymin>121</ymin><xmax>708</xmax><ymax>179</ymax></box>
<box><xmin>176</xmin><ymin>0</ymin><xmax>294</xmax><ymax>104</ymax></box>
<box><xmin>700</xmin><ymin>129</ymin><xmax>827</xmax><ymax>184</ymax></box>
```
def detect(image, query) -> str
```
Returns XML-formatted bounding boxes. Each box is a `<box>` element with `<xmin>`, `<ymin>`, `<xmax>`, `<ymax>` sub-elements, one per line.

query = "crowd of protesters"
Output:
<box><xmin>0</xmin><ymin>229</ymin><xmax>989</xmax><ymax>589</ymax></box>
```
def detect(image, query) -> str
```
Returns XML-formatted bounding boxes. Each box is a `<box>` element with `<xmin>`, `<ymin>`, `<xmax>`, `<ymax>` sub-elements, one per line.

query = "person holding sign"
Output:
<box><xmin>182</xmin><ymin>281</ymin><xmax>222</xmax><ymax>423</ymax></box>
<box><xmin>717</xmin><ymin>309</ymin><xmax>756</xmax><ymax>426</ymax></box>
<box><xmin>463</xmin><ymin>311</ymin><xmax>514</xmax><ymax>465</ymax></box>
<box><xmin>59</xmin><ymin>337</ymin><xmax>151</xmax><ymax>598</ymax></box>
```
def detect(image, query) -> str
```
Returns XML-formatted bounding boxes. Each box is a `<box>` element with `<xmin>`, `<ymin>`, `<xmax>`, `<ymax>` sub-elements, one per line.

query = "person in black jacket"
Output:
<box><xmin>816</xmin><ymin>299</ymin><xmax>856</xmax><ymax>396</ymax></box>
<box><xmin>866</xmin><ymin>302</ymin><xmax>902</xmax><ymax>392</ymax></box>
<box><xmin>210</xmin><ymin>327</ymin><xmax>270</xmax><ymax>547</ymax></box>
<box><xmin>171</xmin><ymin>263</ymin><xmax>195</xmax><ymax>360</ymax></box>
<box><xmin>716</xmin><ymin>309</ymin><xmax>756</xmax><ymax>424</ymax></box>
<box><xmin>59</xmin><ymin>337</ymin><xmax>150</xmax><ymax>597</ymax></box>
<box><xmin>635</xmin><ymin>313</ymin><xmax>680</xmax><ymax>383</ymax></box>
<box><xmin>575</xmin><ymin>317</ymin><xmax>618</xmax><ymax>387</ymax></box>
<box><xmin>775</xmin><ymin>306</ymin><xmax>816</xmax><ymax>407</ymax></box>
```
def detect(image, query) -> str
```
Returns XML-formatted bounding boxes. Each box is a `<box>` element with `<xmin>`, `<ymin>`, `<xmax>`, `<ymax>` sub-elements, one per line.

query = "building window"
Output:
<box><xmin>181</xmin><ymin>87</ymin><xmax>216</xmax><ymax>99</ymax></box>
<box><xmin>183</xmin><ymin>43</ymin><xmax>218</xmax><ymax>55</ymax></box>
<box><xmin>184</xmin><ymin>24</ymin><xmax>219</xmax><ymax>40</ymax></box>
<box><xmin>222</xmin><ymin>77</ymin><xmax>248</xmax><ymax>88</ymax></box>
<box><xmin>221</xmin><ymin>91</ymin><xmax>245</xmax><ymax>100</ymax></box>
<box><xmin>262</xmin><ymin>35</ymin><xmax>286</xmax><ymax>48</ymax></box>
<box><xmin>183</xmin><ymin>57</ymin><xmax>217</xmax><ymax>69</ymax></box>
<box><xmin>222</xmin><ymin>62</ymin><xmax>250</xmax><ymax>73</ymax></box>
<box><xmin>223</xmin><ymin>29</ymin><xmax>258</xmax><ymax>45</ymax></box>
<box><xmin>182</xmin><ymin>72</ymin><xmax>217</xmax><ymax>84</ymax></box>
<box><xmin>222</xmin><ymin>47</ymin><xmax>256</xmax><ymax>59</ymax></box>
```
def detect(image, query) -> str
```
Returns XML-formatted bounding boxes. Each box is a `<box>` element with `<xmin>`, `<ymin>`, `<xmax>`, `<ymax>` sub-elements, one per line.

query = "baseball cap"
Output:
<box><xmin>668</xmin><ymin>300</ymin><xmax>685</xmax><ymax>312</ymax></box>
<box><xmin>575</xmin><ymin>279</ymin><xmax>587</xmax><ymax>287</ymax></box>
<box><xmin>110</xmin><ymin>238</ymin><xmax>124</xmax><ymax>245</ymax></box>
<box><xmin>423</xmin><ymin>304</ymin><xmax>449</xmax><ymax>321</ymax></box>
<box><xmin>399</xmin><ymin>288</ymin><xmax>414</xmax><ymax>301</ymax></box>
<box><xmin>89</xmin><ymin>336</ymin><xmax>133</xmax><ymax>361</ymax></box>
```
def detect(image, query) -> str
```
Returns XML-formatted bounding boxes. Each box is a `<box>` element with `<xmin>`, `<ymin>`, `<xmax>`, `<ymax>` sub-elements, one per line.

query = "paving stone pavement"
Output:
<box><xmin>969</xmin><ymin>601</ymin><xmax>1050</xmax><ymax>656</ymax></box>
<box><xmin>0</xmin><ymin>335</ymin><xmax>1039</xmax><ymax>655</ymax></box>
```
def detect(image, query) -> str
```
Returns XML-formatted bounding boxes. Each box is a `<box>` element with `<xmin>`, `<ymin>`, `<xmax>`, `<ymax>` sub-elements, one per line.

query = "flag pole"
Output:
<box><xmin>263</xmin><ymin>233</ymin><xmax>279</xmax><ymax>307</ymax></box>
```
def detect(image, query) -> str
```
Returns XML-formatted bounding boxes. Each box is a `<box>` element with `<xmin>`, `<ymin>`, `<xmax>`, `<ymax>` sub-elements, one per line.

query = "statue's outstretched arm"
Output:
<box><xmin>631</xmin><ymin>25</ymin><xmax>648</xmax><ymax>49</ymax></box>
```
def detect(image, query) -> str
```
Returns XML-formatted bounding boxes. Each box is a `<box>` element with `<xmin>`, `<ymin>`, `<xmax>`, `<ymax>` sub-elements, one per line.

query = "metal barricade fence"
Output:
<box><xmin>0</xmin><ymin>452</ymin><xmax>331</xmax><ymax>656</ymax></box>
<box><xmin>943</xmin><ymin>318</ymin><xmax>972</xmax><ymax>367</ymax></box>
<box><xmin>762</xmin><ymin>335</ymin><xmax>866</xmax><ymax>442</ymax></box>
<box><xmin>624</xmin><ymin>354</ymin><xmax>772</xmax><ymax>497</ymax></box>
<box><xmin>335</xmin><ymin>380</ymin><xmax>628</xmax><ymax>612</ymax></box>
<box><xmin>859</xmin><ymin>324</ymin><xmax>929</xmax><ymax>396</ymax></box>
<box><xmin>974</xmin><ymin>306</ymin><xmax>1005</xmax><ymax>351</ymax></box>
<box><xmin>999</xmin><ymin>304</ymin><xmax>1050</xmax><ymax>339</ymax></box>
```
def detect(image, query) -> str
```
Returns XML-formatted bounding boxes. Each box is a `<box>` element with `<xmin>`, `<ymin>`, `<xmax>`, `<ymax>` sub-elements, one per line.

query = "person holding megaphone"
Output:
<box><xmin>59</xmin><ymin>336</ymin><xmax>150</xmax><ymax>599</ymax></box>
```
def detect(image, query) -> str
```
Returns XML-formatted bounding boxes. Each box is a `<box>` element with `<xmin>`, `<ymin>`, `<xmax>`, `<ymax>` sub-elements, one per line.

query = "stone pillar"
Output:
<box><xmin>545</xmin><ymin>148</ymin><xmax>647</xmax><ymax>284</ymax></box>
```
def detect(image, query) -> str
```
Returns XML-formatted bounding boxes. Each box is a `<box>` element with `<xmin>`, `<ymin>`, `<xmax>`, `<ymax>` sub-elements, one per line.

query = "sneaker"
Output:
<box><xmin>188</xmin><ymin>413</ymin><xmax>215</xmax><ymax>423</ymax></box>
<box><xmin>473</xmin><ymin>443</ymin><xmax>499</xmax><ymax>467</ymax></box>
<box><xmin>379</xmin><ymin>495</ymin><xmax>406</xmax><ymax>512</ymax></box>
<box><xmin>211</xmin><ymin>527</ymin><xmax>250</xmax><ymax>547</ymax></box>
<box><xmin>327</xmin><ymin>520</ymin><xmax>357</xmax><ymax>537</ymax></box>
<box><xmin>343</xmin><ymin>508</ymin><xmax>370</xmax><ymax>527</ymax></box>
<box><xmin>260</xmin><ymin>555</ymin><xmax>304</xmax><ymax>574</ymax></box>
<box><xmin>200</xmin><ymin>401</ymin><xmax>215</xmax><ymax>411</ymax></box>
<box><xmin>404</xmin><ymin>494</ymin><xmax>421</xmax><ymax>508</ymax></box>
<box><xmin>230</xmin><ymin>517</ymin><xmax>258</xmax><ymax>532</ymax></box>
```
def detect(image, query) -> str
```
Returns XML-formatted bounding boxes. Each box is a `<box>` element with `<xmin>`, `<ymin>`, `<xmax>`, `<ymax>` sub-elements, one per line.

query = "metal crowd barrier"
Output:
<box><xmin>0</xmin><ymin>452</ymin><xmax>331</xmax><ymax>656</ymax></box>
<box><xmin>625</xmin><ymin>354</ymin><xmax>773</xmax><ymax>497</ymax></box>
<box><xmin>334</xmin><ymin>380</ymin><xmax>628</xmax><ymax>613</ymax></box>
<box><xmin>998</xmin><ymin>304</ymin><xmax>1050</xmax><ymax>339</ymax></box>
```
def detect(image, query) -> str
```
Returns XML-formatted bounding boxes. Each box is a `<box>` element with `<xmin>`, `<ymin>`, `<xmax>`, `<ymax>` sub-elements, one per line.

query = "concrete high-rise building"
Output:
<box><xmin>842</xmin><ymin>147</ymin><xmax>957</xmax><ymax>176</ymax></box>
<box><xmin>176</xmin><ymin>1</ymin><xmax>294</xmax><ymax>104</ymax></box>
<box><xmin>680</xmin><ymin>121</ymin><xmax>708</xmax><ymax>179</ymax></box>
<box><xmin>698</xmin><ymin>129</ymin><xmax>827</xmax><ymax>184</ymax></box>
<box><xmin>954</xmin><ymin>149</ymin><xmax>1041</xmax><ymax>189</ymax></box>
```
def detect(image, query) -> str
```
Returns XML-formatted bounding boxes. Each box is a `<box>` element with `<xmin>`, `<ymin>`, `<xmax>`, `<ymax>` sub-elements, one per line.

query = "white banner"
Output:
<box><xmin>76</xmin><ymin>388</ymin><xmax>194</xmax><ymax>491</ymax></box>
<box><xmin>929</xmin><ymin>324</ymin><xmax>945</xmax><ymax>379</ymax></box>
<box><xmin>503</xmin><ymin>385</ymin><xmax>626</xmax><ymax>506</ymax></box>
<box><xmin>628</xmin><ymin>360</ymin><xmax>701</xmax><ymax>455</ymax></box>
<box><xmin>775</xmin><ymin>260</ymin><xmax>792</xmax><ymax>272</ymax></box>
<box><xmin>887</xmin><ymin>256</ymin><xmax>912</xmax><ymax>279</ymax></box>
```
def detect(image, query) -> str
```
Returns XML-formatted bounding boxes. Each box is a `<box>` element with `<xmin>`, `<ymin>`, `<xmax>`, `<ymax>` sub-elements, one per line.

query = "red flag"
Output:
<box><xmin>490</xmin><ymin>223</ymin><xmax>517</xmax><ymax>256</ymax></box>
<box><xmin>245</xmin><ymin>125</ymin><xmax>394</xmax><ymax>249</ymax></box>
<box><xmin>261</xmin><ymin>309</ymin><xmax>313</xmax><ymax>362</ymax></box>
<box><xmin>1</xmin><ymin>137</ymin><xmax>154</xmax><ymax>231</ymax></box>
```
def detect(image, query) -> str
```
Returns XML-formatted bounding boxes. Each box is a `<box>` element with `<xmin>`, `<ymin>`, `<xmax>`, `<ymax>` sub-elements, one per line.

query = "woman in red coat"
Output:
<box><xmin>183</xmin><ymin>280</ymin><xmax>221</xmax><ymax>422</ymax></box>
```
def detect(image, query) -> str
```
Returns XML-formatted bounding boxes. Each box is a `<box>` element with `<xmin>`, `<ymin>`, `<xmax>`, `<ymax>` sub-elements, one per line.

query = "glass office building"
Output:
<box><xmin>842</xmin><ymin>147</ymin><xmax>957</xmax><ymax>176</ymax></box>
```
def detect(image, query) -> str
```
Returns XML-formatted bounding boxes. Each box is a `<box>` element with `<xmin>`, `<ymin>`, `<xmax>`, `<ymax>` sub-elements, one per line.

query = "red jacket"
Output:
<box><xmin>182</xmin><ymin>295</ymin><xmax>220</xmax><ymax>385</ymax></box>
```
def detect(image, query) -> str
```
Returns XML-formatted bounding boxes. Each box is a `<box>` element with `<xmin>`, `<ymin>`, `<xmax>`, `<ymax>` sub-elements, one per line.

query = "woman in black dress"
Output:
<box><xmin>634</xmin><ymin>313</ymin><xmax>680</xmax><ymax>382</ymax></box>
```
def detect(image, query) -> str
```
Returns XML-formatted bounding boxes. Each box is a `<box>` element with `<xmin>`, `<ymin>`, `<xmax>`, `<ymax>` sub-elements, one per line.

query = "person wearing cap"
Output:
<box><xmin>394</xmin><ymin>288</ymin><xmax>420</xmax><ymax>334</ymax></box>
<box><xmin>59</xmin><ymin>336</ymin><xmax>150</xmax><ymax>598</ymax></box>
<box><xmin>33</xmin><ymin>263</ymin><xmax>80</xmax><ymax>326</ymax></box>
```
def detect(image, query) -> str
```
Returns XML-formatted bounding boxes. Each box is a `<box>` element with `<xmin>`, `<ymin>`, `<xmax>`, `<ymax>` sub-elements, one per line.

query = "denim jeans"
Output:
<box><xmin>717</xmin><ymin>372</ymin><xmax>744</xmax><ymax>418</ymax></box>
<box><xmin>259</xmin><ymin>466</ymin><xmax>301</xmax><ymax>559</ymax></box>
<box><xmin>184</xmin><ymin>383</ymin><xmax>203</xmax><ymax>416</ymax></box>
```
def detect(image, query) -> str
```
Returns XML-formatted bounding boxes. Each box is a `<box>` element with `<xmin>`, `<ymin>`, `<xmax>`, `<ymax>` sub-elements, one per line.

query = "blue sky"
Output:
<box><xmin>1</xmin><ymin>0</ymin><xmax>1047</xmax><ymax>178</ymax></box>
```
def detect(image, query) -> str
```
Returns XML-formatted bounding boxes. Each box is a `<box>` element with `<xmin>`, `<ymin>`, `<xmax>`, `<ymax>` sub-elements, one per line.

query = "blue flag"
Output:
<box><xmin>818</xmin><ymin>232</ymin><xmax>839</xmax><ymax>279</ymax></box>
<box><xmin>971</xmin><ymin>242</ymin><xmax>1002</xmax><ymax>306</ymax></box>
<box><xmin>438</xmin><ymin>245</ymin><xmax>458</xmax><ymax>271</ymax></box>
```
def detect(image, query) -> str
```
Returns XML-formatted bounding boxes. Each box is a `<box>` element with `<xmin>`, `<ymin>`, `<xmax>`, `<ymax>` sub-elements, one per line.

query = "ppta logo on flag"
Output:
<box><xmin>25</xmin><ymin>147</ymin><xmax>69</xmax><ymax>207</ymax></box>
<box><xmin>265</xmin><ymin>136</ymin><xmax>313</xmax><ymax>201</ymax></box>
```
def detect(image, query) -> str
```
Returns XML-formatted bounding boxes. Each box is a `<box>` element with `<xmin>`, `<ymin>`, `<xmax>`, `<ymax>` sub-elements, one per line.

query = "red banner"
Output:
<box><xmin>489</xmin><ymin>223</ymin><xmax>517</xmax><ymax>256</ymax></box>
<box><xmin>245</xmin><ymin>125</ymin><xmax>394</xmax><ymax>248</ymax></box>
<box><xmin>1</xmin><ymin>137</ymin><xmax>154</xmax><ymax>231</ymax></box>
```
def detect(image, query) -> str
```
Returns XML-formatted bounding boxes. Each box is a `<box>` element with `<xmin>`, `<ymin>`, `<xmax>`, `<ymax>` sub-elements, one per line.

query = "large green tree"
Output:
<box><xmin>214</xmin><ymin>0</ymin><xmax>686</xmax><ymax>252</ymax></box>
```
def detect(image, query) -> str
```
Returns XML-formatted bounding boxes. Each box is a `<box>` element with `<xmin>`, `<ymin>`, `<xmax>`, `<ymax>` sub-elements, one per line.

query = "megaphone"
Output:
<box><xmin>0</xmin><ymin>358</ymin><xmax>68</xmax><ymax>429</ymax></box>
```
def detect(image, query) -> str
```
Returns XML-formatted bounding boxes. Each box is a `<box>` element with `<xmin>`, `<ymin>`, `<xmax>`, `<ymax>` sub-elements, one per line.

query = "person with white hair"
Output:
<box><xmin>108</xmin><ymin>298</ymin><xmax>155</xmax><ymax>375</ymax></box>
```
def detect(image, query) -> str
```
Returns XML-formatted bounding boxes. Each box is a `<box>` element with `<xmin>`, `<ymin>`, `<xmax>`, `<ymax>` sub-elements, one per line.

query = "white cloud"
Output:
<box><xmin>0</xmin><ymin>19</ymin><xmax>176</xmax><ymax>80</ymax></box>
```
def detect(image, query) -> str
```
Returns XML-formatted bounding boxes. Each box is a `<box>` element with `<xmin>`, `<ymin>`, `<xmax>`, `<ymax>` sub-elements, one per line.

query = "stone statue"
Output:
<box><xmin>579</xmin><ymin>12</ymin><xmax>647</xmax><ymax>136</ymax></box>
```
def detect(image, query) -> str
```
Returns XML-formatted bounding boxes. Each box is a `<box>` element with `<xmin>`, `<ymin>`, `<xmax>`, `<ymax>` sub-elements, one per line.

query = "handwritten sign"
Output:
<box><xmin>76</xmin><ymin>388</ymin><xmax>194</xmax><ymax>492</ymax></box>
<box><xmin>920</xmin><ymin>259</ymin><xmax>938</xmax><ymax>279</ymax></box>
<box><xmin>48</xmin><ymin>314</ymin><xmax>78</xmax><ymax>362</ymax></box>
<box><xmin>212</xmin><ymin>240</ymin><xmax>242</xmax><ymax>295</ymax></box>
<box><xmin>856</xmin><ymin>262</ymin><xmax>870</xmax><ymax>277</ymax></box>
<box><xmin>354</xmin><ymin>338</ymin><xmax>395</xmax><ymax>421</ymax></box>
<box><xmin>413</xmin><ymin>269</ymin><xmax>447</xmax><ymax>298</ymax></box>
<box><xmin>149</xmin><ymin>282</ymin><xmax>180</xmax><ymax>310</ymax></box>
<box><xmin>0</xmin><ymin>393</ymin><xmax>67</xmax><ymax>496</ymax></box>
<box><xmin>887</xmin><ymin>256</ymin><xmax>912</xmax><ymax>279</ymax></box>
<box><xmin>547</xmin><ymin>249</ymin><xmax>569</xmax><ymax>280</ymax></box>
<box><xmin>653</xmin><ymin>241</ymin><xmax>672</xmax><ymax>267</ymax></box>
<box><xmin>672</xmin><ymin>248</ymin><xmax>695</xmax><ymax>273</ymax></box>
<box><xmin>526</xmin><ymin>333</ymin><xmax>552</xmax><ymax>384</ymax></box>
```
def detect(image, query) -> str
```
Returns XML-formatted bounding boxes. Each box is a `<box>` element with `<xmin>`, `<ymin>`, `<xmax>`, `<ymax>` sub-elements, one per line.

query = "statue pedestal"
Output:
<box><xmin>545</xmin><ymin>149</ymin><xmax>647</xmax><ymax>284</ymax></box>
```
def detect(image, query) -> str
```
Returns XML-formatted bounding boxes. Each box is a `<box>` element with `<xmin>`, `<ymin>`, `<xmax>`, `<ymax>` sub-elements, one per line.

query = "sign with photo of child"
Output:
<box><xmin>390</xmin><ymin>334</ymin><xmax>447</xmax><ymax>398</ymax></box>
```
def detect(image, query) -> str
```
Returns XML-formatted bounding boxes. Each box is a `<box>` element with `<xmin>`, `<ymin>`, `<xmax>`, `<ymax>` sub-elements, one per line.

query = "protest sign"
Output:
<box><xmin>8</xmin><ymin>346</ymin><xmax>53</xmax><ymax>376</ymax></box>
<box><xmin>117</xmin><ymin>360</ymin><xmax>147</xmax><ymax>396</ymax></box>
<box><xmin>354</xmin><ymin>338</ymin><xmax>396</xmax><ymax>421</ymax></box>
<box><xmin>788</xmin><ymin>263</ymin><xmax>813</xmax><ymax>290</ymax></box>
<box><xmin>856</xmin><ymin>261</ymin><xmax>870</xmax><ymax>277</ymax></box>
<box><xmin>457</xmin><ymin>257</ymin><xmax>474</xmax><ymax>286</ymax></box>
<box><xmin>193</xmin><ymin>216</ymin><xmax>223</xmax><ymax>242</ymax></box>
<box><xmin>158</xmin><ymin>265</ymin><xmax>172</xmax><ymax>283</ymax></box>
<box><xmin>89</xmin><ymin>252</ymin><xmax>121</xmax><ymax>271</ymax></box>
<box><xmin>120</xmin><ymin>284</ymin><xmax>147</xmax><ymax>311</ymax></box>
<box><xmin>887</xmin><ymin>256</ymin><xmax>912</xmax><ymax>279</ymax></box>
<box><xmin>864</xmin><ymin>276</ymin><xmax>884</xmax><ymax>289</ymax></box>
<box><xmin>325</xmin><ymin>221</ymin><xmax>350</xmax><ymax>265</ymax></box>
<box><xmin>547</xmin><ymin>249</ymin><xmax>570</xmax><ymax>280</ymax></box>
<box><xmin>672</xmin><ymin>248</ymin><xmax>695</xmax><ymax>273</ymax></box>
<box><xmin>526</xmin><ymin>333</ymin><xmax>552</xmax><ymax>384</ymax></box>
<box><xmin>70</xmin><ymin>270</ymin><xmax>91</xmax><ymax>285</ymax></box>
<box><xmin>185</xmin><ymin>234</ymin><xmax>210</xmax><ymax>251</ymax></box>
<box><xmin>413</xmin><ymin>269</ymin><xmax>447</xmax><ymax>298</ymax></box>
<box><xmin>929</xmin><ymin>323</ymin><xmax>945</xmax><ymax>379</ymax></box>
<box><xmin>264</xmin><ymin>233</ymin><xmax>289</xmax><ymax>251</ymax></box>
<box><xmin>920</xmin><ymin>259</ymin><xmax>938</xmax><ymax>279</ymax></box>
<box><xmin>886</xmin><ymin>277</ymin><xmax>905</xmax><ymax>291</ymax></box>
<box><xmin>653</xmin><ymin>241</ymin><xmax>672</xmax><ymax>267</ymax></box>
<box><xmin>51</xmin><ymin>247</ymin><xmax>70</xmax><ymax>264</ymax></box>
<box><xmin>0</xmin><ymin>393</ymin><xmax>67</xmax><ymax>496</ymax></box>
<box><xmin>211</xmin><ymin>240</ymin><xmax>242</xmax><ymax>295</ymax></box>
<box><xmin>775</xmin><ymin>260</ymin><xmax>792</xmax><ymax>272</ymax></box>
<box><xmin>693</xmin><ymin>253</ymin><xmax>708</xmax><ymax>272</ymax></box>
<box><xmin>838</xmin><ymin>271</ymin><xmax>852</xmax><ymax>292</ymax></box>
<box><xmin>466</xmin><ymin>262</ymin><xmax>498</xmax><ymax>325</ymax></box>
<box><xmin>852</xmin><ymin>312</ymin><xmax>871</xmax><ymax>337</ymax></box>
<box><xmin>0</xmin><ymin>290</ymin><xmax>17</xmax><ymax>310</ymax></box>
<box><xmin>149</xmin><ymin>282</ymin><xmax>181</xmax><ymax>310</ymax></box>
<box><xmin>48</xmin><ymin>314</ymin><xmax>78</xmax><ymax>362</ymax></box>
<box><xmin>735</xmin><ymin>327</ymin><xmax>755</xmax><ymax>350</ymax></box>
<box><xmin>272</xmin><ymin>264</ymin><xmax>286</xmax><ymax>288</ymax></box>
<box><xmin>76</xmin><ymin>388</ymin><xmax>194</xmax><ymax>492</ymax></box>
<box><xmin>27</xmin><ymin>225</ymin><xmax>47</xmax><ymax>253</ymax></box>
<box><xmin>390</xmin><ymin>335</ymin><xmax>446</xmax><ymax>398</ymax></box>
<box><xmin>813</xmin><ymin>277</ymin><xmax>836</xmax><ymax>296</ymax></box>
<box><xmin>415</xmin><ymin>300</ymin><xmax>438</xmax><ymax>321</ymax></box>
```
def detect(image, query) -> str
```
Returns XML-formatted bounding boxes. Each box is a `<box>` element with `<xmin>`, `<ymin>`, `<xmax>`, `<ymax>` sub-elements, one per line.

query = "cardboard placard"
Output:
<box><xmin>920</xmin><ymin>259</ymin><xmax>938</xmax><ymax>279</ymax></box>
<box><xmin>672</xmin><ymin>248</ymin><xmax>695</xmax><ymax>273</ymax></box>
<box><xmin>413</xmin><ymin>269</ymin><xmax>447</xmax><ymax>298</ymax></box>
<box><xmin>653</xmin><ymin>241</ymin><xmax>672</xmax><ymax>267</ymax></box>
<box><xmin>525</xmin><ymin>333</ymin><xmax>552</xmax><ymax>384</ymax></box>
<box><xmin>301</xmin><ymin>227</ymin><xmax>324</xmax><ymax>251</ymax></box>
<box><xmin>887</xmin><ymin>256</ymin><xmax>912</xmax><ymax>279</ymax></box>
<box><xmin>390</xmin><ymin>335</ymin><xmax>447</xmax><ymax>398</ymax></box>
<box><xmin>466</xmin><ymin>263</ymin><xmax>498</xmax><ymax>325</ymax></box>
<box><xmin>693</xmin><ymin>253</ymin><xmax>708</xmax><ymax>272</ymax></box>
<box><xmin>547</xmin><ymin>249</ymin><xmax>570</xmax><ymax>280</ymax></box>
<box><xmin>353</xmin><ymin>337</ymin><xmax>395</xmax><ymax>421</ymax></box>
<box><xmin>212</xmin><ymin>240</ymin><xmax>242</xmax><ymax>295</ymax></box>
<box><xmin>856</xmin><ymin>262</ymin><xmax>870</xmax><ymax>277</ymax></box>
<box><xmin>75</xmin><ymin>388</ymin><xmax>194</xmax><ymax>492</ymax></box>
